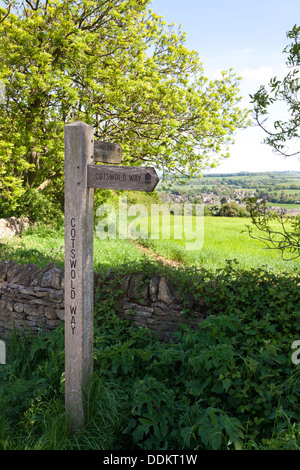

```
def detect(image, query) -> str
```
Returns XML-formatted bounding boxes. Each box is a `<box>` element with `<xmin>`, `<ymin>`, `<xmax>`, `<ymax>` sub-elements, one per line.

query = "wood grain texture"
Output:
<box><xmin>64</xmin><ymin>121</ymin><xmax>94</xmax><ymax>431</ymax></box>
<box><xmin>87</xmin><ymin>164</ymin><xmax>159</xmax><ymax>192</ymax></box>
<box><xmin>94</xmin><ymin>140</ymin><xmax>122</xmax><ymax>163</ymax></box>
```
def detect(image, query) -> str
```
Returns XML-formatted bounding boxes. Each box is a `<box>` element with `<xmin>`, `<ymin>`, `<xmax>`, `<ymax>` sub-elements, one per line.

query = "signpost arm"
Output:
<box><xmin>64</xmin><ymin>121</ymin><xmax>94</xmax><ymax>431</ymax></box>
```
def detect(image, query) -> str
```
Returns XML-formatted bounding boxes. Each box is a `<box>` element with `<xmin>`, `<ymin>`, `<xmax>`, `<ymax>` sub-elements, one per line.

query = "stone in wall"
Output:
<box><xmin>113</xmin><ymin>271</ymin><xmax>207</xmax><ymax>342</ymax></box>
<box><xmin>127</xmin><ymin>272</ymin><xmax>149</xmax><ymax>301</ymax></box>
<box><xmin>30</xmin><ymin>262</ymin><xmax>57</xmax><ymax>287</ymax></box>
<box><xmin>0</xmin><ymin>261</ymin><xmax>208</xmax><ymax>342</ymax></box>
<box><xmin>0</xmin><ymin>262</ymin><xmax>65</xmax><ymax>338</ymax></box>
<box><xmin>149</xmin><ymin>276</ymin><xmax>160</xmax><ymax>301</ymax></box>
<box><xmin>40</xmin><ymin>267</ymin><xmax>62</xmax><ymax>290</ymax></box>
<box><xmin>0</xmin><ymin>260</ymin><xmax>17</xmax><ymax>282</ymax></box>
<box><xmin>157</xmin><ymin>277</ymin><xmax>176</xmax><ymax>305</ymax></box>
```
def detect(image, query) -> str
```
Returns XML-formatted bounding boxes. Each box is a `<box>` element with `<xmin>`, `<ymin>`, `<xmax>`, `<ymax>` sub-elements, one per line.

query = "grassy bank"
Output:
<box><xmin>0</xmin><ymin>224</ymin><xmax>145</xmax><ymax>272</ymax></box>
<box><xmin>2</xmin><ymin>214</ymin><xmax>298</xmax><ymax>275</ymax></box>
<box><xmin>135</xmin><ymin>215</ymin><xmax>300</xmax><ymax>274</ymax></box>
<box><xmin>0</xmin><ymin>220</ymin><xmax>299</xmax><ymax>450</ymax></box>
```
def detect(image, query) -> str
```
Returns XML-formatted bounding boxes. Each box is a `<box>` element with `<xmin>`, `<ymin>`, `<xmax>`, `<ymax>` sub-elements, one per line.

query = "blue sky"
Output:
<box><xmin>149</xmin><ymin>0</ymin><xmax>300</xmax><ymax>173</ymax></box>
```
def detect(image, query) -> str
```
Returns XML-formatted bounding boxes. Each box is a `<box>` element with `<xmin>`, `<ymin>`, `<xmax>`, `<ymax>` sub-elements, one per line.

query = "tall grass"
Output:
<box><xmin>1</xmin><ymin>215</ymin><xmax>299</xmax><ymax>274</ymax></box>
<box><xmin>0</xmin><ymin>325</ymin><xmax>129</xmax><ymax>450</ymax></box>
<box><xmin>136</xmin><ymin>215</ymin><xmax>300</xmax><ymax>273</ymax></box>
<box><xmin>0</xmin><ymin>224</ymin><xmax>145</xmax><ymax>272</ymax></box>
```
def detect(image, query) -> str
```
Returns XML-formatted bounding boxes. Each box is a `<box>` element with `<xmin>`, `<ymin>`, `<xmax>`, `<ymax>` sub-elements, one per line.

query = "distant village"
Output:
<box><xmin>157</xmin><ymin>173</ymin><xmax>300</xmax><ymax>215</ymax></box>
<box><xmin>159</xmin><ymin>188</ymin><xmax>255</xmax><ymax>206</ymax></box>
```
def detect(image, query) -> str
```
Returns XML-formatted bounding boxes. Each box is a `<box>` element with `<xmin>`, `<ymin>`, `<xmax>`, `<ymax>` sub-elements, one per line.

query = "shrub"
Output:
<box><xmin>218</xmin><ymin>201</ymin><xmax>248</xmax><ymax>217</ymax></box>
<box><xmin>0</xmin><ymin>188</ymin><xmax>63</xmax><ymax>224</ymax></box>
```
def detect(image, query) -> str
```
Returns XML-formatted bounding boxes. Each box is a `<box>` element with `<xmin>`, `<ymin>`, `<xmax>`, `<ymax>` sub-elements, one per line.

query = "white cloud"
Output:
<box><xmin>211</xmin><ymin>125</ymin><xmax>300</xmax><ymax>173</ymax></box>
<box><xmin>240</xmin><ymin>65</ymin><xmax>277</xmax><ymax>84</ymax></box>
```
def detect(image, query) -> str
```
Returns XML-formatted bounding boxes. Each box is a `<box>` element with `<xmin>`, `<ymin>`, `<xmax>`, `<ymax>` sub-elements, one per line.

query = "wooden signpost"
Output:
<box><xmin>0</xmin><ymin>339</ymin><xmax>5</xmax><ymax>365</ymax></box>
<box><xmin>64</xmin><ymin>121</ymin><xmax>159</xmax><ymax>431</ymax></box>
<box><xmin>87</xmin><ymin>164</ymin><xmax>159</xmax><ymax>192</ymax></box>
<box><xmin>94</xmin><ymin>140</ymin><xmax>122</xmax><ymax>164</ymax></box>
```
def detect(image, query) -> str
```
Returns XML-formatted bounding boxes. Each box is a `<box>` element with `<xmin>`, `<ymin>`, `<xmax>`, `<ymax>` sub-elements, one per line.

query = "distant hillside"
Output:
<box><xmin>156</xmin><ymin>171</ymin><xmax>300</xmax><ymax>213</ymax></box>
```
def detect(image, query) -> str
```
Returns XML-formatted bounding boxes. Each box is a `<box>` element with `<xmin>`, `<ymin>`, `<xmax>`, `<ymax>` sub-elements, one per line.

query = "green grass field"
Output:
<box><xmin>134</xmin><ymin>215</ymin><xmax>300</xmax><ymax>274</ymax></box>
<box><xmin>1</xmin><ymin>215</ymin><xmax>299</xmax><ymax>274</ymax></box>
<box><xmin>0</xmin><ymin>225</ymin><xmax>145</xmax><ymax>272</ymax></box>
<box><xmin>266</xmin><ymin>202</ymin><xmax>300</xmax><ymax>210</ymax></box>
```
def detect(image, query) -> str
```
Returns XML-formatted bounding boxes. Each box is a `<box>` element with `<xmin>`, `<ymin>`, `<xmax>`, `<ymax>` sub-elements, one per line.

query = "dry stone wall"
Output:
<box><xmin>100</xmin><ymin>271</ymin><xmax>207</xmax><ymax>342</ymax></box>
<box><xmin>0</xmin><ymin>261</ymin><xmax>208</xmax><ymax>341</ymax></box>
<box><xmin>0</xmin><ymin>260</ymin><xmax>64</xmax><ymax>338</ymax></box>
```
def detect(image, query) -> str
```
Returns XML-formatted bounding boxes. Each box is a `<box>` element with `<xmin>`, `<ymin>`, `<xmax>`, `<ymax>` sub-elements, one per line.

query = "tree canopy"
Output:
<box><xmin>0</xmin><ymin>0</ymin><xmax>248</xmax><ymax>219</ymax></box>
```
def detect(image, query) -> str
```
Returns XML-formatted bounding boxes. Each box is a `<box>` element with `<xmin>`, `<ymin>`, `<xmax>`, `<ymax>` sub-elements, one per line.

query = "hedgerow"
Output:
<box><xmin>0</xmin><ymin>261</ymin><xmax>299</xmax><ymax>450</ymax></box>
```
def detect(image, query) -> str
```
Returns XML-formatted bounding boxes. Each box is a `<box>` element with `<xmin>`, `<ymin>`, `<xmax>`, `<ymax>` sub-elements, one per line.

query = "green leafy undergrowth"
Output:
<box><xmin>0</xmin><ymin>262</ymin><xmax>299</xmax><ymax>450</ymax></box>
<box><xmin>92</xmin><ymin>313</ymin><xmax>299</xmax><ymax>450</ymax></box>
<box><xmin>92</xmin><ymin>263</ymin><xmax>300</xmax><ymax>450</ymax></box>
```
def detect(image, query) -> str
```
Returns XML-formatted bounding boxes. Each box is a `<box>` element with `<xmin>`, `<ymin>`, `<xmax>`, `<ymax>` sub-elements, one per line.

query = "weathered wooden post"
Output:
<box><xmin>0</xmin><ymin>339</ymin><xmax>5</xmax><ymax>365</ymax></box>
<box><xmin>64</xmin><ymin>120</ymin><xmax>159</xmax><ymax>431</ymax></box>
<box><xmin>64</xmin><ymin>121</ymin><xmax>94</xmax><ymax>431</ymax></box>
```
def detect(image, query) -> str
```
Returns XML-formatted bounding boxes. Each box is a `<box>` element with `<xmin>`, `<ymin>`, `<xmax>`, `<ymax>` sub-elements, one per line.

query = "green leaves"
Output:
<box><xmin>123</xmin><ymin>376</ymin><xmax>178</xmax><ymax>450</ymax></box>
<box><xmin>245</xmin><ymin>197</ymin><xmax>300</xmax><ymax>259</ymax></box>
<box><xmin>1</xmin><ymin>260</ymin><xmax>300</xmax><ymax>449</ymax></box>
<box><xmin>91</xmin><ymin>262</ymin><xmax>300</xmax><ymax>449</ymax></box>
<box><xmin>0</xmin><ymin>0</ymin><xmax>248</xmax><ymax>218</ymax></box>
<box><xmin>181</xmin><ymin>407</ymin><xmax>244</xmax><ymax>450</ymax></box>
<box><xmin>250</xmin><ymin>24</ymin><xmax>300</xmax><ymax>158</ymax></box>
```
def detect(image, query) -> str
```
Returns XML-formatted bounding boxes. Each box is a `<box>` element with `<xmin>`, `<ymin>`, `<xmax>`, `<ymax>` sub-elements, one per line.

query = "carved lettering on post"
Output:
<box><xmin>64</xmin><ymin>121</ymin><xmax>160</xmax><ymax>432</ymax></box>
<box><xmin>70</xmin><ymin>217</ymin><xmax>77</xmax><ymax>334</ymax></box>
<box><xmin>94</xmin><ymin>140</ymin><xmax>122</xmax><ymax>164</ymax></box>
<box><xmin>87</xmin><ymin>165</ymin><xmax>159</xmax><ymax>192</ymax></box>
<box><xmin>64</xmin><ymin>121</ymin><xmax>94</xmax><ymax>431</ymax></box>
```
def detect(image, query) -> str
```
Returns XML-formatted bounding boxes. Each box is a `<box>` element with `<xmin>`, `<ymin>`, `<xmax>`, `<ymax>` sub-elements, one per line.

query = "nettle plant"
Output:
<box><xmin>92</xmin><ymin>261</ymin><xmax>300</xmax><ymax>450</ymax></box>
